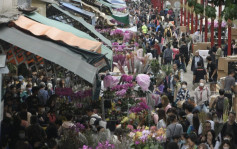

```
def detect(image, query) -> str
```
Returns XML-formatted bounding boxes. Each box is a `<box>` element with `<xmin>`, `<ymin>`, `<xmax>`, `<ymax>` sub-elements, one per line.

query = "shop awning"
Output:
<box><xmin>112</xmin><ymin>12</ymin><xmax>129</xmax><ymax>25</ymax></box>
<box><xmin>14</xmin><ymin>16</ymin><xmax>102</xmax><ymax>53</ymax></box>
<box><xmin>51</xmin><ymin>4</ymin><xmax>112</xmax><ymax>47</ymax></box>
<box><xmin>25</xmin><ymin>12</ymin><xmax>113</xmax><ymax>63</ymax></box>
<box><xmin>60</xmin><ymin>2</ymin><xmax>95</xmax><ymax>18</ymax></box>
<box><xmin>0</xmin><ymin>26</ymin><xmax>107</xmax><ymax>84</ymax></box>
<box><xmin>97</xmin><ymin>0</ymin><xmax>126</xmax><ymax>8</ymax></box>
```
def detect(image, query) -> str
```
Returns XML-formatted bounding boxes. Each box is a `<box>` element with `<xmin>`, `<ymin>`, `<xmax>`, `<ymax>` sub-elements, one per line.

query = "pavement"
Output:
<box><xmin>183</xmin><ymin>60</ymin><xmax>195</xmax><ymax>97</ymax></box>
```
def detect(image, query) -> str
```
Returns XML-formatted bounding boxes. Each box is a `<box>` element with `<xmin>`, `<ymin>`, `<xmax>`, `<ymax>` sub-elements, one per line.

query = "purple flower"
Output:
<box><xmin>116</xmin><ymin>89</ymin><xmax>127</xmax><ymax>96</ymax></box>
<box><xmin>121</xmin><ymin>75</ymin><xmax>133</xmax><ymax>82</ymax></box>
<box><xmin>117</xmin><ymin>46</ymin><xmax>123</xmax><ymax>52</ymax></box>
<box><xmin>70</xmin><ymin>122</ymin><xmax>85</xmax><ymax>132</ymax></box>
<box><xmin>112</xmin><ymin>42</ymin><xmax>119</xmax><ymax>47</ymax></box>
<box><xmin>104</xmin><ymin>75</ymin><xmax>114</xmax><ymax>89</ymax></box>
<box><xmin>214</xmin><ymin>20</ymin><xmax>218</xmax><ymax>28</ymax></box>
<box><xmin>130</xmin><ymin>101</ymin><xmax>150</xmax><ymax>113</ymax></box>
<box><xmin>134</xmin><ymin>42</ymin><xmax>139</xmax><ymax>47</ymax></box>
<box><xmin>221</xmin><ymin>21</ymin><xmax>227</xmax><ymax>28</ymax></box>
<box><xmin>96</xmin><ymin>141</ymin><xmax>115</xmax><ymax>149</ymax></box>
<box><xmin>82</xmin><ymin>145</ymin><xmax>92</xmax><ymax>149</ymax></box>
<box><xmin>135</xmin><ymin>141</ymin><xmax>140</xmax><ymax>145</ymax></box>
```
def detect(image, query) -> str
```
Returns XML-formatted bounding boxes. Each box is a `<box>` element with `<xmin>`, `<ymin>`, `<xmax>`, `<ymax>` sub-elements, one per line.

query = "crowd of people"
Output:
<box><xmin>1</xmin><ymin>0</ymin><xmax>237</xmax><ymax>149</ymax></box>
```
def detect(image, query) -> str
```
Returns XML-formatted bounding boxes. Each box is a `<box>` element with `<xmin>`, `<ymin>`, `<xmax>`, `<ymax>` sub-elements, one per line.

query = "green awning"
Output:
<box><xmin>112</xmin><ymin>13</ymin><xmax>129</xmax><ymax>25</ymax></box>
<box><xmin>25</xmin><ymin>12</ymin><xmax>113</xmax><ymax>64</ymax></box>
<box><xmin>0</xmin><ymin>26</ymin><xmax>101</xmax><ymax>84</ymax></box>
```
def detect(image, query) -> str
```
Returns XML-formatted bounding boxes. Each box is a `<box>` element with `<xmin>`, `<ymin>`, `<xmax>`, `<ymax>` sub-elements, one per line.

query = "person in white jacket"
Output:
<box><xmin>194</xmin><ymin>79</ymin><xmax>210</xmax><ymax>113</ymax></box>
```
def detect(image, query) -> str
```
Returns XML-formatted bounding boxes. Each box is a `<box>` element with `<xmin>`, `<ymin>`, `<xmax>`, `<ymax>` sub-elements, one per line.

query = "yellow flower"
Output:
<box><xmin>136</xmin><ymin>131</ymin><xmax>142</xmax><ymax>138</ymax></box>
<box><xmin>145</xmin><ymin>126</ymin><xmax>149</xmax><ymax>130</ymax></box>
<box><xmin>111</xmin><ymin>103</ymin><xmax>115</xmax><ymax>110</ymax></box>
<box><xmin>121</xmin><ymin>117</ymin><xmax>129</xmax><ymax>123</ymax></box>
<box><xmin>129</xmin><ymin>113</ymin><xmax>136</xmax><ymax>120</ymax></box>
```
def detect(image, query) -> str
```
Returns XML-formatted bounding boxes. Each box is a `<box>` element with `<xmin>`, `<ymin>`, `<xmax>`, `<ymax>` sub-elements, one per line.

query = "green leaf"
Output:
<box><xmin>194</xmin><ymin>3</ymin><xmax>204</xmax><ymax>14</ymax></box>
<box><xmin>222</xmin><ymin>4</ymin><xmax>237</xmax><ymax>20</ymax></box>
<box><xmin>205</xmin><ymin>5</ymin><xmax>216</xmax><ymax>19</ymax></box>
<box><xmin>187</xmin><ymin>0</ymin><xmax>196</xmax><ymax>7</ymax></box>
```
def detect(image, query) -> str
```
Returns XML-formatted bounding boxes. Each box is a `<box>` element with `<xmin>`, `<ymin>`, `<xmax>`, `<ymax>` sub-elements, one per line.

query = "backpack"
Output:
<box><xmin>91</xmin><ymin>116</ymin><xmax>102</xmax><ymax>126</ymax></box>
<box><xmin>165</xmin><ymin>49</ymin><xmax>173</xmax><ymax>59</ymax></box>
<box><xmin>167</xmin><ymin>29</ymin><xmax>171</xmax><ymax>37</ymax></box>
<box><xmin>216</xmin><ymin>96</ymin><xmax>224</xmax><ymax>111</ymax></box>
<box><xmin>91</xmin><ymin>116</ymin><xmax>107</xmax><ymax>129</ymax></box>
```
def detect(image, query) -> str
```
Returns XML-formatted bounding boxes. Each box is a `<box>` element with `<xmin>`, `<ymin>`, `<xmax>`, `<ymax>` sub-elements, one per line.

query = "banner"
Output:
<box><xmin>117</xmin><ymin>26</ymin><xmax>137</xmax><ymax>32</ymax></box>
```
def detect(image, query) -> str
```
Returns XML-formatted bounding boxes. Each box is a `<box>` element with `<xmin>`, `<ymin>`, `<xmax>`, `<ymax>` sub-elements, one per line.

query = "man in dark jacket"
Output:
<box><xmin>191</xmin><ymin>50</ymin><xmax>204</xmax><ymax>71</ymax></box>
<box><xmin>163</xmin><ymin>43</ymin><xmax>173</xmax><ymax>65</ymax></box>
<box><xmin>221</xmin><ymin>112</ymin><xmax>237</xmax><ymax>148</ymax></box>
<box><xmin>179</xmin><ymin>41</ymin><xmax>189</xmax><ymax>67</ymax></box>
<box><xmin>223</xmin><ymin>41</ymin><xmax>228</xmax><ymax>57</ymax></box>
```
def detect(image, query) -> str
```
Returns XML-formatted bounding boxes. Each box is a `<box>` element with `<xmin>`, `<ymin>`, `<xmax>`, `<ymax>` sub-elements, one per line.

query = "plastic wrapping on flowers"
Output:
<box><xmin>136</xmin><ymin>74</ymin><xmax>150</xmax><ymax>92</ymax></box>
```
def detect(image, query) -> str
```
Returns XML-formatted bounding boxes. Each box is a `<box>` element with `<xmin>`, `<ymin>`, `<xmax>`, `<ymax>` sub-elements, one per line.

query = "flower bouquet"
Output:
<box><xmin>130</xmin><ymin>127</ymin><xmax>166</xmax><ymax>149</ymax></box>
<box><xmin>110</xmin><ymin>29</ymin><xmax>124</xmax><ymax>40</ymax></box>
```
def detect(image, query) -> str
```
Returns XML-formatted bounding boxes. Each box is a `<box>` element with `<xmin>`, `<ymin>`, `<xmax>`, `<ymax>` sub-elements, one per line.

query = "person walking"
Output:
<box><xmin>142</xmin><ymin>22</ymin><xmax>148</xmax><ymax>34</ymax></box>
<box><xmin>173</xmin><ymin>75</ymin><xmax>181</xmax><ymax>105</ymax></box>
<box><xmin>206</xmin><ymin>56</ymin><xmax>217</xmax><ymax>83</ymax></box>
<box><xmin>163</xmin><ymin>43</ymin><xmax>173</xmax><ymax>65</ymax></box>
<box><xmin>191</xmin><ymin>50</ymin><xmax>204</xmax><ymax>71</ymax></box>
<box><xmin>223</xmin><ymin>40</ymin><xmax>228</xmax><ymax>57</ymax></box>
<box><xmin>211</xmin><ymin>89</ymin><xmax>228</xmax><ymax>118</ymax></box>
<box><xmin>164</xmin><ymin>25</ymin><xmax>172</xmax><ymax>43</ymax></box>
<box><xmin>175</xmin><ymin>81</ymin><xmax>191</xmax><ymax>108</ymax></box>
<box><xmin>221</xmin><ymin>112</ymin><xmax>237</xmax><ymax>148</ymax></box>
<box><xmin>194</xmin><ymin>79</ymin><xmax>210</xmax><ymax>113</ymax></box>
<box><xmin>166</xmin><ymin>114</ymin><xmax>183</xmax><ymax>141</ymax></box>
<box><xmin>179</xmin><ymin>41</ymin><xmax>189</xmax><ymax>68</ymax></box>
<box><xmin>215</xmin><ymin>46</ymin><xmax>223</xmax><ymax>66</ymax></box>
<box><xmin>193</xmin><ymin>62</ymin><xmax>207</xmax><ymax>90</ymax></box>
<box><xmin>224</xmin><ymin>71</ymin><xmax>236</xmax><ymax>110</ymax></box>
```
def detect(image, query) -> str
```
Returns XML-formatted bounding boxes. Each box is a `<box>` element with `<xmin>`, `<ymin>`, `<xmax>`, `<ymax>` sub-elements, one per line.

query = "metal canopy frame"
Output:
<box><xmin>0</xmin><ymin>39</ymin><xmax>90</xmax><ymax>85</ymax></box>
<box><xmin>47</xmin><ymin>5</ymin><xmax>98</xmax><ymax>39</ymax></box>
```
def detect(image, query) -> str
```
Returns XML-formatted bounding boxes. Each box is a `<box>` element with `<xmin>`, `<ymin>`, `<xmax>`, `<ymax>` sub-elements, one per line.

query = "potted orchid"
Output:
<box><xmin>59</xmin><ymin>122</ymin><xmax>87</xmax><ymax>149</ymax></box>
<box><xmin>130</xmin><ymin>127</ymin><xmax>166</xmax><ymax>149</ymax></box>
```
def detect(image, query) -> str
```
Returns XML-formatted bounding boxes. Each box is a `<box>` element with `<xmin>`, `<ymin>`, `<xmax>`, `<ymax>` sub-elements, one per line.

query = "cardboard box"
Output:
<box><xmin>180</xmin><ymin>26</ymin><xmax>187</xmax><ymax>33</ymax></box>
<box><xmin>234</xmin><ymin>84</ymin><xmax>237</xmax><ymax>94</ymax></box>
<box><xmin>227</xmin><ymin>55</ymin><xmax>237</xmax><ymax>59</ymax></box>
<box><xmin>193</xmin><ymin>44</ymin><xmax>199</xmax><ymax>53</ymax></box>
<box><xmin>232</xmin><ymin>27</ymin><xmax>237</xmax><ymax>36</ymax></box>
<box><xmin>218</xmin><ymin>70</ymin><xmax>227</xmax><ymax>80</ymax></box>
<box><xmin>218</xmin><ymin>57</ymin><xmax>226</xmax><ymax>71</ymax></box>
<box><xmin>193</xmin><ymin>42</ymin><xmax>211</xmax><ymax>53</ymax></box>
<box><xmin>196</xmin><ymin>42</ymin><xmax>211</xmax><ymax>50</ymax></box>
<box><xmin>224</xmin><ymin>58</ymin><xmax>237</xmax><ymax>73</ymax></box>
<box><xmin>232</xmin><ymin>35</ymin><xmax>237</xmax><ymax>40</ymax></box>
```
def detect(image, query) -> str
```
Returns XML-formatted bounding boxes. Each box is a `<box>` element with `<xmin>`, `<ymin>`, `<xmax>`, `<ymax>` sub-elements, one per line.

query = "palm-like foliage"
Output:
<box><xmin>194</xmin><ymin>3</ymin><xmax>204</xmax><ymax>14</ymax></box>
<box><xmin>187</xmin><ymin>0</ymin><xmax>196</xmax><ymax>7</ymax></box>
<box><xmin>222</xmin><ymin>4</ymin><xmax>237</xmax><ymax>21</ymax></box>
<box><xmin>205</xmin><ymin>5</ymin><xmax>216</xmax><ymax>19</ymax></box>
